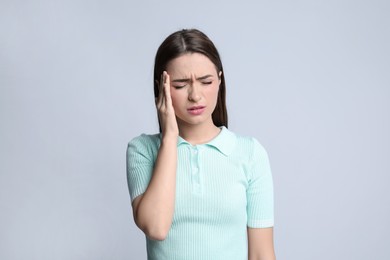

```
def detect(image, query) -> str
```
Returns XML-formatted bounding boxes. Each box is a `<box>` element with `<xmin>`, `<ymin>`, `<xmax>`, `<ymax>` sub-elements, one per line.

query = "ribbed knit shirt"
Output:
<box><xmin>126</xmin><ymin>126</ymin><xmax>274</xmax><ymax>260</ymax></box>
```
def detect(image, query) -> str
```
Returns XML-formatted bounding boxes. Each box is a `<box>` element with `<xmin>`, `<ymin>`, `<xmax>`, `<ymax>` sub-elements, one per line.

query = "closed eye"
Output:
<box><xmin>202</xmin><ymin>81</ymin><xmax>213</xmax><ymax>85</ymax></box>
<box><xmin>173</xmin><ymin>84</ymin><xmax>187</xmax><ymax>89</ymax></box>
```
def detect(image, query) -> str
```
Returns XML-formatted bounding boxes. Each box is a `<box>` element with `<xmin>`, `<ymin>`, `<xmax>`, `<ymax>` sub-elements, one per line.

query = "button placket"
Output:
<box><xmin>190</xmin><ymin>146</ymin><xmax>201</xmax><ymax>194</ymax></box>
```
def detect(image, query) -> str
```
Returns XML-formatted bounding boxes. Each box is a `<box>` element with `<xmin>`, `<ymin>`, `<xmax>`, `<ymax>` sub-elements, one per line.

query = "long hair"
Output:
<box><xmin>153</xmin><ymin>29</ymin><xmax>228</xmax><ymax>132</ymax></box>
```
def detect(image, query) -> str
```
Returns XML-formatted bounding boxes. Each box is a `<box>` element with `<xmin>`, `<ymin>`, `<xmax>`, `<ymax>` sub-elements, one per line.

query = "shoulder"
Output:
<box><xmin>229</xmin><ymin>131</ymin><xmax>272</xmax><ymax>181</ymax></box>
<box><xmin>128</xmin><ymin>133</ymin><xmax>160</xmax><ymax>146</ymax></box>
<box><xmin>228</xmin><ymin>129</ymin><xmax>268</xmax><ymax>157</ymax></box>
<box><xmin>127</xmin><ymin>133</ymin><xmax>161</xmax><ymax>156</ymax></box>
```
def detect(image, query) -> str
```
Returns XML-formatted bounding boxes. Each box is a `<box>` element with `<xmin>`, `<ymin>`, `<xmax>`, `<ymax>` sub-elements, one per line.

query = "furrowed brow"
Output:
<box><xmin>172</xmin><ymin>75</ymin><xmax>213</xmax><ymax>82</ymax></box>
<box><xmin>172</xmin><ymin>78</ymin><xmax>190</xmax><ymax>83</ymax></box>
<box><xmin>197</xmin><ymin>74</ymin><xmax>213</xmax><ymax>80</ymax></box>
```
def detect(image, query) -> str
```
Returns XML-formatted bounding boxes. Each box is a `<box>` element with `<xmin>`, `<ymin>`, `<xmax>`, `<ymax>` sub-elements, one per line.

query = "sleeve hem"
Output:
<box><xmin>247</xmin><ymin>219</ymin><xmax>274</xmax><ymax>228</ymax></box>
<box><xmin>130</xmin><ymin>189</ymin><xmax>146</xmax><ymax>203</ymax></box>
<box><xmin>130</xmin><ymin>192</ymin><xmax>145</xmax><ymax>204</ymax></box>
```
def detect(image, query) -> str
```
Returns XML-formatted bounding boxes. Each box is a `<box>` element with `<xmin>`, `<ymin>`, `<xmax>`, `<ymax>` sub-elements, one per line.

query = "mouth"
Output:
<box><xmin>187</xmin><ymin>106</ymin><xmax>206</xmax><ymax>115</ymax></box>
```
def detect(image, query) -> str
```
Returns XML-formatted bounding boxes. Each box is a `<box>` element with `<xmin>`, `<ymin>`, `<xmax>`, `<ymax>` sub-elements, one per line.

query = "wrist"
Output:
<box><xmin>161</xmin><ymin>134</ymin><xmax>178</xmax><ymax>145</ymax></box>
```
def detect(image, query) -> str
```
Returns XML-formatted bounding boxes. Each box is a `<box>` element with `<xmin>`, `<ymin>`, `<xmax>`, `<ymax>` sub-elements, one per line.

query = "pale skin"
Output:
<box><xmin>132</xmin><ymin>53</ymin><xmax>276</xmax><ymax>259</ymax></box>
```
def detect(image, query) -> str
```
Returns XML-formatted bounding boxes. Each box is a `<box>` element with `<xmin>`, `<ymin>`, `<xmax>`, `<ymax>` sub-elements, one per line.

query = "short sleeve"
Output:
<box><xmin>126</xmin><ymin>134</ymin><xmax>158</xmax><ymax>202</ymax></box>
<box><xmin>246</xmin><ymin>138</ymin><xmax>274</xmax><ymax>228</ymax></box>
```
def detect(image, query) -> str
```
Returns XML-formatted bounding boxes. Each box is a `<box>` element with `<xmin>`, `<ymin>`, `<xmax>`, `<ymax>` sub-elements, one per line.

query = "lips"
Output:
<box><xmin>187</xmin><ymin>105</ymin><xmax>206</xmax><ymax>115</ymax></box>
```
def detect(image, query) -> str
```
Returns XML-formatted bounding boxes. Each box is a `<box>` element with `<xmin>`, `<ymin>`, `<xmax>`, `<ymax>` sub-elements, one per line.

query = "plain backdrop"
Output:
<box><xmin>1</xmin><ymin>0</ymin><xmax>389</xmax><ymax>259</ymax></box>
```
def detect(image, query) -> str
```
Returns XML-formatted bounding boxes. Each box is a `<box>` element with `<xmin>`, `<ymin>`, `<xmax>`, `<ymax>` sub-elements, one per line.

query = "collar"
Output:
<box><xmin>177</xmin><ymin>126</ymin><xmax>237</xmax><ymax>156</ymax></box>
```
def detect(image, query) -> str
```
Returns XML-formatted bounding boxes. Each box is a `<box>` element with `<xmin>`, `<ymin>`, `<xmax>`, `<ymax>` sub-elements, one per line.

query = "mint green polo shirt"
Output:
<box><xmin>126</xmin><ymin>126</ymin><xmax>274</xmax><ymax>260</ymax></box>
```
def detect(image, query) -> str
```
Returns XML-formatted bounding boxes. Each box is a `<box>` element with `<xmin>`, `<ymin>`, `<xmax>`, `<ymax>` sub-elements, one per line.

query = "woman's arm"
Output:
<box><xmin>132</xmin><ymin>72</ymin><xmax>178</xmax><ymax>241</ymax></box>
<box><xmin>247</xmin><ymin>227</ymin><xmax>276</xmax><ymax>260</ymax></box>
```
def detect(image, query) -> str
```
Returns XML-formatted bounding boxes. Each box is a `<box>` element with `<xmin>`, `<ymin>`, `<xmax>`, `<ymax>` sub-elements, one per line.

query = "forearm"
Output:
<box><xmin>135</xmin><ymin>136</ymin><xmax>177</xmax><ymax>240</ymax></box>
<box><xmin>248</xmin><ymin>246</ymin><xmax>276</xmax><ymax>260</ymax></box>
<box><xmin>248</xmin><ymin>227</ymin><xmax>276</xmax><ymax>260</ymax></box>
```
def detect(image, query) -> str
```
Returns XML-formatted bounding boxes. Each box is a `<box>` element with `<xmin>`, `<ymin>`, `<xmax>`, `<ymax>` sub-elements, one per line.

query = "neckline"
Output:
<box><xmin>177</xmin><ymin>126</ymin><xmax>225</xmax><ymax>146</ymax></box>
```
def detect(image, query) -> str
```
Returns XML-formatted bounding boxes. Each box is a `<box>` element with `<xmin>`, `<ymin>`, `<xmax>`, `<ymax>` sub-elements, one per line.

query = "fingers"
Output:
<box><xmin>156</xmin><ymin>72</ymin><xmax>166</xmax><ymax>109</ymax></box>
<box><xmin>156</xmin><ymin>71</ymin><xmax>178</xmax><ymax>136</ymax></box>
<box><xmin>161</xmin><ymin>72</ymin><xmax>168</xmax><ymax>108</ymax></box>
<box><xmin>163</xmin><ymin>73</ymin><xmax>173</xmax><ymax>107</ymax></box>
<box><xmin>157</xmin><ymin>71</ymin><xmax>172</xmax><ymax>109</ymax></box>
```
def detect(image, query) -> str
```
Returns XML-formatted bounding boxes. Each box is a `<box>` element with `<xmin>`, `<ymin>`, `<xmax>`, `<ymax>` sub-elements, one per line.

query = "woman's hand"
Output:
<box><xmin>156</xmin><ymin>71</ymin><xmax>179</xmax><ymax>138</ymax></box>
<box><xmin>132</xmin><ymin>71</ymin><xmax>178</xmax><ymax>241</ymax></box>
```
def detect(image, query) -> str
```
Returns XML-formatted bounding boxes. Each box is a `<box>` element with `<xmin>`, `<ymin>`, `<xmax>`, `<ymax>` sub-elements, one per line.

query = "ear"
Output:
<box><xmin>218</xmin><ymin>71</ymin><xmax>222</xmax><ymax>85</ymax></box>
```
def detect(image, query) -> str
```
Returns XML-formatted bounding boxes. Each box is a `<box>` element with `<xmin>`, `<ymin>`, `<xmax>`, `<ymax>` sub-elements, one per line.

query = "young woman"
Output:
<box><xmin>127</xmin><ymin>29</ymin><xmax>275</xmax><ymax>260</ymax></box>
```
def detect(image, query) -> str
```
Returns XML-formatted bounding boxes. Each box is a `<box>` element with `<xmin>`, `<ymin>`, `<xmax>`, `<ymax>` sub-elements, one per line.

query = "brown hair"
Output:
<box><xmin>153</xmin><ymin>29</ymin><xmax>228</xmax><ymax>132</ymax></box>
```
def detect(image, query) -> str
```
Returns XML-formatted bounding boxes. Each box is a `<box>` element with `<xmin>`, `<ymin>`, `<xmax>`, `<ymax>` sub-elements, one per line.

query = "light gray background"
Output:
<box><xmin>1</xmin><ymin>0</ymin><xmax>389</xmax><ymax>259</ymax></box>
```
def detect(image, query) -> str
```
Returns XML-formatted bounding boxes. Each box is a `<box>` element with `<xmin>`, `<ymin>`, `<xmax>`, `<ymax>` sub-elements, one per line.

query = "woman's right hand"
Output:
<box><xmin>133</xmin><ymin>71</ymin><xmax>178</xmax><ymax>240</ymax></box>
<box><xmin>156</xmin><ymin>71</ymin><xmax>179</xmax><ymax>138</ymax></box>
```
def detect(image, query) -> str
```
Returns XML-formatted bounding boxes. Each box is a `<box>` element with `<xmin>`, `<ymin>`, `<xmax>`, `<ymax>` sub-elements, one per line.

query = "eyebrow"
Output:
<box><xmin>172</xmin><ymin>74</ymin><xmax>214</xmax><ymax>82</ymax></box>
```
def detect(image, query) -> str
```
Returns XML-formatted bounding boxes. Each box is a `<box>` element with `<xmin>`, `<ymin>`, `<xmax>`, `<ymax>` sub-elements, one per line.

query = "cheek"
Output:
<box><xmin>206</xmin><ymin>85</ymin><xmax>219</xmax><ymax>104</ymax></box>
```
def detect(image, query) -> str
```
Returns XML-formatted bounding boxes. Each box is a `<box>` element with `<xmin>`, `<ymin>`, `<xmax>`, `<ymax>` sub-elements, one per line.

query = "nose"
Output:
<box><xmin>188</xmin><ymin>84</ymin><xmax>201</xmax><ymax>102</ymax></box>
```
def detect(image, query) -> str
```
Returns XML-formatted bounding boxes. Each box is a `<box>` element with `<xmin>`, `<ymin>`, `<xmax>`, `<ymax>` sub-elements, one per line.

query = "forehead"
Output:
<box><xmin>166</xmin><ymin>53</ymin><xmax>217</xmax><ymax>77</ymax></box>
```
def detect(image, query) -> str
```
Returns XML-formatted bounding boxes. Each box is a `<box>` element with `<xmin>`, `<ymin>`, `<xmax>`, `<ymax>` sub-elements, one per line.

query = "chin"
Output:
<box><xmin>177</xmin><ymin>116</ymin><xmax>209</xmax><ymax>127</ymax></box>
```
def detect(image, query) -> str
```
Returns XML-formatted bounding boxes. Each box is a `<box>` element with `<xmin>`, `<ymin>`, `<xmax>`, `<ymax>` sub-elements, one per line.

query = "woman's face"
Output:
<box><xmin>166</xmin><ymin>53</ymin><xmax>221</xmax><ymax>129</ymax></box>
